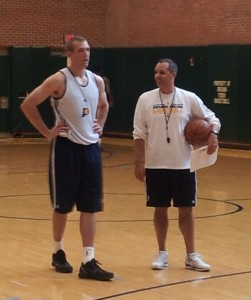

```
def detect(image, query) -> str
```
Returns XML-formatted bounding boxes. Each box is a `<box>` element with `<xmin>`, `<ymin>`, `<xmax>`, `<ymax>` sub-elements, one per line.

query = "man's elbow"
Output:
<box><xmin>20</xmin><ymin>101</ymin><xmax>25</xmax><ymax>113</ymax></box>
<box><xmin>20</xmin><ymin>100</ymin><xmax>31</xmax><ymax>115</ymax></box>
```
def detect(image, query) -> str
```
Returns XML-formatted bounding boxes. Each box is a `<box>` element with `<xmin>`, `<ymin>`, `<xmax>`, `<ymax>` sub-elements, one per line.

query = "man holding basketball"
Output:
<box><xmin>21</xmin><ymin>36</ymin><xmax>114</xmax><ymax>281</ymax></box>
<box><xmin>133</xmin><ymin>58</ymin><xmax>220</xmax><ymax>271</ymax></box>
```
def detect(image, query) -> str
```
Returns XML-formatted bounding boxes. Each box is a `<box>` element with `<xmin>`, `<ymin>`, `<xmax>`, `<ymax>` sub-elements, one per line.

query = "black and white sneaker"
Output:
<box><xmin>78</xmin><ymin>259</ymin><xmax>114</xmax><ymax>281</ymax></box>
<box><xmin>52</xmin><ymin>250</ymin><xmax>73</xmax><ymax>273</ymax></box>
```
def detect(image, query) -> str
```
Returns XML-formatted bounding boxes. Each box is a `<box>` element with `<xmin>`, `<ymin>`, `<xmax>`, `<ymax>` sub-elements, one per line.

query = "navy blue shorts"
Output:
<box><xmin>49</xmin><ymin>137</ymin><xmax>103</xmax><ymax>214</ymax></box>
<box><xmin>145</xmin><ymin>169</ymin><xmax>197</xmax><ymax>207</ymax></box>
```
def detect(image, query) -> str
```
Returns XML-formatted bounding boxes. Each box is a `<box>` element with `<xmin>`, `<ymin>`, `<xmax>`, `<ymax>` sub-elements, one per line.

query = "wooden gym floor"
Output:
<box><xmin>0</xmin><ymin>136</ymin><xmax>251</xmax><ymax>300</ymax></box>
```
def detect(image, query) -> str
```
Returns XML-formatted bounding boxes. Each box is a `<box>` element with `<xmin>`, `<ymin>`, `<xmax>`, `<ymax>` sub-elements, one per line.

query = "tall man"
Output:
<box><xmin>21</xmin><ymin>36</ymin><xmax>114</xmax><ymax>281</ymax></box>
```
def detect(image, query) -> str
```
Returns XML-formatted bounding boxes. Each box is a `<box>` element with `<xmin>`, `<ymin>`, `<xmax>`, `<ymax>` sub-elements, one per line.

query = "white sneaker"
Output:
<box><xmin>185</xmin><ymin>252</ymin><xmax>211</xmax><ymax>272</ymax></box>
<box><xmin>151</xmin><ymin>251</ymin><xmax>168</xmax><ymax>270</ymax></box>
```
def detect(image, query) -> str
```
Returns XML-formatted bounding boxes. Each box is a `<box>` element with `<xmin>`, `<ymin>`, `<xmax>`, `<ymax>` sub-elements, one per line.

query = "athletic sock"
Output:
<box><xmin>53</xmin><ymin>240</ymin><xmax>64</xmax><ymax>254</ymax></box>
<box><xmin>83</xmin><ymin>247</ymin><xmax>95</xmax><ymax>264</ymax></box>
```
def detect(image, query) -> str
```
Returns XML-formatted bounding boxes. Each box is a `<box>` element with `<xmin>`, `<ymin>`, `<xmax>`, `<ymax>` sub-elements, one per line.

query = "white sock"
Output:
<box><xmin>83</xmin><ymin>247</ymin><xmax>94</xmax><ymax>264</ymax></box>
<box><xmin>53</xmin><ymin>240</ymin><xmax>64</xmax><ymax>254</ymax></box>
<box><xmin>188</xmin><ymin>252</ymin><xmax>196</xmax><ymax>256</ymax></box>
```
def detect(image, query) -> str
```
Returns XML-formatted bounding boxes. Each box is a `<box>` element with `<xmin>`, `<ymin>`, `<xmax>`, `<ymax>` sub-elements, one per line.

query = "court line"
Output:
<box><xmin>0</xmin><ymin>196</ymin><xmax>245</xmax><ymax>221</ymax></box>
<box><xmin>94</xmin><ymin>270</ymin><xmax>251</xmax><ymax>300</ymax></box>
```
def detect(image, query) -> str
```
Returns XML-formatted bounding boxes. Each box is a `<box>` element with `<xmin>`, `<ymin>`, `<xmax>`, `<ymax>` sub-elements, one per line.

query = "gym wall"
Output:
<box><xmin>1</xmin><ymin>1</ymin><xmax>250</xmax><ymax>47</ymax></box>
<box><xmin>0</xmin><ymin>0</ymin><xmax>251</xmax><ymax>146</ymax></box>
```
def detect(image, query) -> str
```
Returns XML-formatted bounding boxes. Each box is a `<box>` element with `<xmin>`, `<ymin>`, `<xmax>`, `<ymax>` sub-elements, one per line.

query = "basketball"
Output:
<box><xmin>184</xmin><ymin>118</ymin><xmax>212</xmax><ymax>146</ymax></box>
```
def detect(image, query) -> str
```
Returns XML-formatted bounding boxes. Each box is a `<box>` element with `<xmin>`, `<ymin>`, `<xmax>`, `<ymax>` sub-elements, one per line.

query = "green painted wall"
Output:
<box><xmin>91</xmin><ymin>45</ymin><xmax>251</xmax><ymax>144</ymax></box>
<box><xmin>0</xmin><ymin>45</ymin><xmax>250</xmax><ymax>145</ymax></box>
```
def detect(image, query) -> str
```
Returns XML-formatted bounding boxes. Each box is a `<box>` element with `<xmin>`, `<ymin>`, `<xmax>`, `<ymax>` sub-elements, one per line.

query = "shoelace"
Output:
<box><xmin>57</xmin><ymin>251</ymin><xmax>68</xmax><ymax>263</ymax></box>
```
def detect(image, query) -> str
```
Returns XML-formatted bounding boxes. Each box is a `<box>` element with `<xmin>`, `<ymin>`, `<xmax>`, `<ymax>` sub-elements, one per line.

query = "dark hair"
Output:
<box><xmin>158</xmin><ymin>58</ymin><xmax>178</xmax><ymax>74</ymax></box>
<box><xmin>66</xmin><ymin>36</ymin><xmax>87</xmax><ymax>52</ymax></box>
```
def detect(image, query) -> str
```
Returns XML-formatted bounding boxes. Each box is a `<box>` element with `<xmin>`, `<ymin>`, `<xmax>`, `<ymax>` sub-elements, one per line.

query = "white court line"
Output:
<box><xmin>10</xmin><ymin>280</ymin><xmax>29</xmax><ymax>288</ymax></box>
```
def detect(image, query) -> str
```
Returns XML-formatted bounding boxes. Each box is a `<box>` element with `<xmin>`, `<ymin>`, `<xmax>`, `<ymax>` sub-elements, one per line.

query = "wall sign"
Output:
<box><xmin>213</xmin><ymin>80</ymin><xmax>231</xmax><ymax>104</ymax></box>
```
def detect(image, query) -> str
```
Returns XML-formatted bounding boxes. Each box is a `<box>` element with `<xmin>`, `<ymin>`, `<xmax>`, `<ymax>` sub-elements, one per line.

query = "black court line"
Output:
<box><xmin>0</xmin><ymin>168</ymin><xmax>47</xmax><ymax>175</ymax></box>
<box><xmin>94</xmin><ymin>270</ymin><xmax>251</xmax><ymax>300</ymax></box>
<box><xmin>0</xmin><ymin>196</ymin><xmax>245</xmax><ymax>221</ymax></box>
<box><xmin>103</xmin><ymin>162</ymin><xmax>135</xmax><ymax>168</ymax></box>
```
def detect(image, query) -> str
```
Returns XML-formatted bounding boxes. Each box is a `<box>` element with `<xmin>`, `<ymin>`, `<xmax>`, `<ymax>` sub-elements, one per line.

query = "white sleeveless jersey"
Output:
<box><xmin>51</xmin><ymin>68</ymin><xmax>99</xmax><ymax>145</ymax></box>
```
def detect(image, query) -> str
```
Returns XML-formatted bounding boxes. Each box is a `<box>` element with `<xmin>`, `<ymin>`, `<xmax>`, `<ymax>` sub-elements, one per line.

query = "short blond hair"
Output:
<box><xmin>66</xmin><ymin>36</ymin><xmax>87</xmax><ymax>52</ymax></box>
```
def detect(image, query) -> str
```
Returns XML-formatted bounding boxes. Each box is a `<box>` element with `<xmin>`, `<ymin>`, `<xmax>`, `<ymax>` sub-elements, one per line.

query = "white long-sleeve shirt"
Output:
<box><xmin>133</xmin><ymin>87</ymin><xmax>221</xmax><ymax>169</ymax></box>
